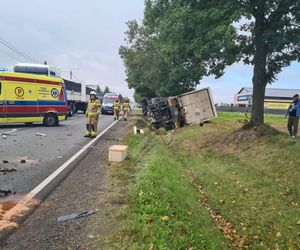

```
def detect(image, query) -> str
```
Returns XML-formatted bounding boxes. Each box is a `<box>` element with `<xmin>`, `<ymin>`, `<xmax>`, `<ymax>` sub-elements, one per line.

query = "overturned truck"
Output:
<box><xmin>143</xmin><ymin>87</ymin><xmax>217</xmax><ymax>130</ymax></box>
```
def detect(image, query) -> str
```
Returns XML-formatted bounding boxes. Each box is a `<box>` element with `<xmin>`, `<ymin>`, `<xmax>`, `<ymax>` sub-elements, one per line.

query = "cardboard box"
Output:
<box><xmin>109</xmin><ymin>145</ymin><xmax>128</xmax><ymax>162</ymax></box>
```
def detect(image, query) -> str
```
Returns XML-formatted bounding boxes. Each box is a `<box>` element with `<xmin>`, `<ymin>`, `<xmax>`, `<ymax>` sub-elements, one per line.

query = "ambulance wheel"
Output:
<box><xmin>43</xmin><ymin>113</ymin><xmax>58</xmax><ymax>126</ymax></box>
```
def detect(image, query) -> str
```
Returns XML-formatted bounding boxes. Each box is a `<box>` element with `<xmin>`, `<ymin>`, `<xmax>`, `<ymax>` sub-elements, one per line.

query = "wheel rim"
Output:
<box><xmin>46</xmin><ymin>116</ymin><xmax>56</xmax><ymax>126</ymax></box>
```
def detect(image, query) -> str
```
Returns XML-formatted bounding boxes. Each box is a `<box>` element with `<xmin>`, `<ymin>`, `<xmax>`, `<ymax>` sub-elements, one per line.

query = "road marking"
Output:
<box><xmin>3</xmin><ymin>118</ymin><xmax>121</xmax><ymax>220</ymax></box>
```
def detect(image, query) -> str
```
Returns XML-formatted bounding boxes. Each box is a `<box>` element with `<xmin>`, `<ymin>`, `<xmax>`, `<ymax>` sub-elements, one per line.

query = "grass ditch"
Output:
<box><xmin>99</xmin><ymin>112</ymin><xmax>300</xmax><ymax>249</ymax></box>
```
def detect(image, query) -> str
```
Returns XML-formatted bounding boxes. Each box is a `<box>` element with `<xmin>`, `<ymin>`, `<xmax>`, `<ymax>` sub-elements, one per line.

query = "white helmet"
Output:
<box><xmin>90</xmin><ymin>91</ymin><xmax>96</xmax><ymax>95</ymax></box>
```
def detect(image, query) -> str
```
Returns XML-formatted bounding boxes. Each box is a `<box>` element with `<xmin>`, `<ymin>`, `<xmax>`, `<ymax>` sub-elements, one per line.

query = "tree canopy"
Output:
<box><xmin>120</xmin><ymin>0</ymin><xmax>300</xmax><ymax>125</ymax></box>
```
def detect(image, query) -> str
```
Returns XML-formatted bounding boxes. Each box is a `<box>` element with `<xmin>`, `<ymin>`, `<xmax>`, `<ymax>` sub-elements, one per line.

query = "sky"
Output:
<box><xmin>0</xmin><ymin>0</ymin><xmax>299</xmax><ymax>103</ymax></box>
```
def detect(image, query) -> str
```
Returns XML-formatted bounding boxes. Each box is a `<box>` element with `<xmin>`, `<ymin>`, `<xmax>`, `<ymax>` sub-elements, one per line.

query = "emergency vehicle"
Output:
<box><xmin>0</xmin><ymin>72</ymin><xmax>68</xmax><ymax>126</ymax></box>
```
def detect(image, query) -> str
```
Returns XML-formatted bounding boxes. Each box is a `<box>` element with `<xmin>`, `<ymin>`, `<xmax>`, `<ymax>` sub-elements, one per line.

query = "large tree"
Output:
<box><xmin>142</xmin><ymin>0</ymin><xmax>300</xmax><ymax>126</ymax></box>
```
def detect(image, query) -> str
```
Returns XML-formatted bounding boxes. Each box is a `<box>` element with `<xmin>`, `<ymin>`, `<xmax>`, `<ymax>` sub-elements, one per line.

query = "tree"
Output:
<box><xmin>119</xmin><ymin>18</ymin><xmax>199</xmax><ymax>99</ymax></box>
<box><xmin>142</xmin><ymin>0</ymin><xmax>300</xmax><ymax>126</ymax></box>
<box><xmin>96</xmin><ymin>85</ymin><xmax>102</xmax><ymax>95</ymax></box>
<box><xmin>103</xmin><ymin>86</ymin><xmax>111</xmax><ymax>94</ymax></box>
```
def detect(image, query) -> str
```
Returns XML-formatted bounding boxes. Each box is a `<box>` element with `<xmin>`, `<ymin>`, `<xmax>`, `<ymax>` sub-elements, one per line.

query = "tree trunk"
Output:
<box><xmin>250</xmin><ymin>11</ymin><xmax>267</xmax><ymax>126</ymax></box>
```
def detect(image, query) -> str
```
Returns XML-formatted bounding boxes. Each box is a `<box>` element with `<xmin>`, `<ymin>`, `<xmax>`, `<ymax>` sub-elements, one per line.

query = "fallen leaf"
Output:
<box><xmin>160</xmin><ymin>216</ymin><xmax>169</xmax><ymax>222</ymax></box>
<box><xmin>276</xmin><ymin>232</ymin><xmax>282</xmax><ymax>237</ymax></box>
<box><xmin>149</xmin><ymin>244</ymin><xmax>155</xmax><ymax>250</ymax></box>
<box><xmin>297</xmin><ymin>220</ymin><xmax>300</xmax><ymax>225</ymax></box>
<box><xmin>187</xmin><ymin>211</ymin><xmax>193</xmax><ymax>216</ymax></box>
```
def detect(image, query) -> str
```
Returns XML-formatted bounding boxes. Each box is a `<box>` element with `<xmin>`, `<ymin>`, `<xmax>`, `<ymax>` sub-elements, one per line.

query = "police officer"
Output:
<box><xmin>113</xmin><ymin>97</ymin><xmax>120</xmax><ymax>121</ymax></box>
<box><xmin>122</xmin><ymin>98</ymin><xmax>130</xmax><ymax>121</ymax></box>
<box><xmin>84</xmin><ymin>91</ymin><xmax>101</xmax><ymax>138</ymax></box>
<box><xmin>286</xmin><ymin>94</ymin><xmax>300</xmax><ymax>139</ymax></box>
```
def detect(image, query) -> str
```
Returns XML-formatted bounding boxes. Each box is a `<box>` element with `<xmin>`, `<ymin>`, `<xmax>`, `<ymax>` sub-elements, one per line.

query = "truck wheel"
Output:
<box><xmin>43</xmin><ymin>113</ymin><xmax>58</xmax><ymax>126</ymax></box>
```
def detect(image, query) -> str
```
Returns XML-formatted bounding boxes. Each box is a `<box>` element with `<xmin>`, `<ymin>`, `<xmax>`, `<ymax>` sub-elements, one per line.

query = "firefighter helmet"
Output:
<box><xmin>90</xmin><ymin>91</ymin><xmax>96</xmax><ymax>96</ymax></box>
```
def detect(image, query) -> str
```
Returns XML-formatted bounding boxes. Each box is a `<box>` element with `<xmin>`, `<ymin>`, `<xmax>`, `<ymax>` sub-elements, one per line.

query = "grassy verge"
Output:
<box><xmin>110</xmin><ymin>112</ymin><xmax>300</xmax><ymax>249</ymax></box>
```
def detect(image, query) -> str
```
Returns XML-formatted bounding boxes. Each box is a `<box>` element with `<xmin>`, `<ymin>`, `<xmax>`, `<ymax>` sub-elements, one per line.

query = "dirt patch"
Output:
<box><xmin>135</xmin><ymin>118</ymin><xmax>147</xmax><ymax>129</ymax></box>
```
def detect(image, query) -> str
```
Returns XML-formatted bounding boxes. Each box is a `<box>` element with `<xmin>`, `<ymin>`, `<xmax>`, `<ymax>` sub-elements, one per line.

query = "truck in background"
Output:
<box><xmin>63</xmin><ymin>79</ymin><xmax>95</xmax><ymax>116</ymax></box>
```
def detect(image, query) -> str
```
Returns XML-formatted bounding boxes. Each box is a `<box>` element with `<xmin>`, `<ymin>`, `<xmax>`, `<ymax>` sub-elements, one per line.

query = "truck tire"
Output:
<box><xmin>43</xmin><ymin>113</ymin><xmax>58</xmax><ymax>126</ymax></box>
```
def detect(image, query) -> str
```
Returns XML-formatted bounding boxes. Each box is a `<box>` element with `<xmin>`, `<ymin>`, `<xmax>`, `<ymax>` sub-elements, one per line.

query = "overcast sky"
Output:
<box><xmin>0</xmin><ymin>0</ymin><xmax>299</xmax><ymax>103</ymax></box>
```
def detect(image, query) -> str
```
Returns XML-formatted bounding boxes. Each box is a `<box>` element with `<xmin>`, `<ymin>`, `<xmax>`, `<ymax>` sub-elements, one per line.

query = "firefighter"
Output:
<box><xmin>84</xmin><ymin>91</ymin><xmax>101</xmax><ymax>138</ymax></box>
<box><xmin>122</xmin><ymin>98</ymin><xmax>130</xmax><ymax>121</ymax></box>
<box><xmin>113</xmin><ymin>97</ymin><xmax>120</xmax><ymax>120</ymax></box>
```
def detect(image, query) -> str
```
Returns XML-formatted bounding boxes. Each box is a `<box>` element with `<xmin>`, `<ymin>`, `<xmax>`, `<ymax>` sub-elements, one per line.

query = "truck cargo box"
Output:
<box><xmin>176</xmin><ymin>87</ymin><xmax>217</xmax><ymax>125</ymax></box>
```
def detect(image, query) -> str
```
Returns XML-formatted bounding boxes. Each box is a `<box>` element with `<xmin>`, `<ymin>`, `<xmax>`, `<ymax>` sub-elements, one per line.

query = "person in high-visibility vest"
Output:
<box><xmin>113</xmin><ymin>97</ymin><xmax>120</xmax><ymax>121</ymax></box>
<box><xmin>94</xmin><ymin>97</ymin><xmax>102</xmax><ymax>133</ymax></box>
<box><xmin>122</xmin><ymin>98</ymin><xmax>131</xmax><ymax>121</ymax></box>
<box><xmin>84</xmin><ymin>91</ymin><xmax>101</xmax><ymax>138</ymax></box>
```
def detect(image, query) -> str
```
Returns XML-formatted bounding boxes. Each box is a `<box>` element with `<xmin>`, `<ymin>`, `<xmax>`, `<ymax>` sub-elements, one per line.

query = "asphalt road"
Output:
<box><xmin>0</xmin><ymin>114</ymin><xmax>115</xmax><ymax>194</ymax></box>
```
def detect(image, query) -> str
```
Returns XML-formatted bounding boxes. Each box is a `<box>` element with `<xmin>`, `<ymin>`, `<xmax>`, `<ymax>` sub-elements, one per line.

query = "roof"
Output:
<box><xmin>237</xmin><ymin>87</ymin><xmax>300</xmax><ymax>98</ymax></box>
<box><xmin>0</xmin><ymin>72</ymin><xmax>63</xmax><ymax>83</ymax></box>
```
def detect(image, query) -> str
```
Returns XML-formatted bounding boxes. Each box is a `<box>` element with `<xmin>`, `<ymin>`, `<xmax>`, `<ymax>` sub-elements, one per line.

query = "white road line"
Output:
<box><xmin>4</xmin><ymin>118</ymin><xmax>121</xmax><ymax>219</ymax></box>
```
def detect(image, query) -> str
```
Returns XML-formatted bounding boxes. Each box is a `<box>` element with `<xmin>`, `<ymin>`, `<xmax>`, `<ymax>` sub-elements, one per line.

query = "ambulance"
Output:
<box><xmin>0</xmin><ymin>71</ymin><xmax>68</xmax><ymax>126</ymax></box>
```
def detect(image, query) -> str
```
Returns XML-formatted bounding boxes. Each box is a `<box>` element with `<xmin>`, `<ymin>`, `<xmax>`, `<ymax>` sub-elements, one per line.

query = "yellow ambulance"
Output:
<box><xmin>0</xmin><ymin>72</ymin><xmax>68</xmax><ymax>126</ymax></box>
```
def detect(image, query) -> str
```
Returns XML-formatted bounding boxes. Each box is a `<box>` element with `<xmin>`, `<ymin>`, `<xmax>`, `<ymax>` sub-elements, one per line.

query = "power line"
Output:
<box><xmin>0</xmin><ymin>37</ymin><xmax>36</xmax><ymax>62</ymax></box>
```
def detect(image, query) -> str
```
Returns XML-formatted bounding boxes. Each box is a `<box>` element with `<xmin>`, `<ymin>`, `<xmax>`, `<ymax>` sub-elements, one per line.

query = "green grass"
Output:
<box><xmin>218</xmin><ymin>112</ymin><xmax>285</xmax><ymax>125</ymax></box>
<box><xmin>111</xmin><ymin>113</ymin><xmax>300</xmax><ymax>249</ymax></box>
<box><xmin>115</xmin><ymin>133</ymin><xmax>230</xmax><ymax>250</ymax></box>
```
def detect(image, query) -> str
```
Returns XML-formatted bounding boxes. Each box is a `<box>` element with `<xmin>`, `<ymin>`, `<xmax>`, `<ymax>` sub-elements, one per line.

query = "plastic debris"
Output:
<box><xmin>133</xmin><ymin>126</ymin><xmax>144</xmax><ymax>135</ymax></box>
<box><xmin>0</xmin><ymin>129</ymin><xmax>17</xmax><ymax>136</ymax></box>
<box><xmin>35</xmin><ymin>133</ymin><xmax>47</xmax><ymax>137</ymax></box>
<box><xmin>0</xmin><ymin>189</ymin><xmax>12</xmax><ymax>197</ymax></box>
<box><xmin>0</xmin><ymin>168</ymin><xmax>17</xmax><ymax>173</ymax></box>
<box><xmin>57</xmin><ymin>210</ymin><xmax>96</xmax><ymax>222</ymax></box>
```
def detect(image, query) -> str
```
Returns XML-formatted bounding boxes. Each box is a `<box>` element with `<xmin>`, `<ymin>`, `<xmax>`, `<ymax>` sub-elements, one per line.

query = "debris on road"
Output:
<box><xmin>57</xmin><ymin>210</ymin><xmax>96</xmax><ymax>222</ymax></box>
<box><xmin>20</xmin><ymin>159</ymin><xmax>26</xmax><ymax>164</ymax></box>
<box><xmin>2</xmin><ymin>160</ymin><xmax>9</xmax><ymax>164</ymax></box>
<box><xmin>35</xmin><ymin>133</ymin><xmax>47</xmax><ymax>137</ymax></box>
<box><xmin>0</xmin><ymin>189</ymin><xmax>12</xmax><ymax>197</ymax></box>
<box><xmin>0</xmin><ymin>168</ymin><xmax>17</xmax><ymax>173</ymax></box>
<box><xmin>2</xmin><ymin>135</ymin><xmax>7</xmax><ymax>139</ymax></box>
<box><xmin>0</xmin><ymin>129</ymin><xmax>17</xmax><ymax>136</ymax></box>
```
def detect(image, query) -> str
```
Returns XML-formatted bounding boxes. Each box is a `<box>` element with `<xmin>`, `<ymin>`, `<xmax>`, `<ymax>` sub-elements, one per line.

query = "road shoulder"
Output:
<box><xmin>1</xmin><ymin>118</ymin><xmax>131</xmax><ymax>250</ymax></box>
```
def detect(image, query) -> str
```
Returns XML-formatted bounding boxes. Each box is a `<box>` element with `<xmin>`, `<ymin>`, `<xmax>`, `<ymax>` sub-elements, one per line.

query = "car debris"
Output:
<box><xmin>57</xmin><ymin>210</ymin><xmax>96</xmax><ymax>222</ymax></box>
<box><xmin>2</xmin><ymin>135</ymin><xmax>7</xmax><ymax>139</ymax></box>
<box><xmin>0</xmin><ymin>168</ymin><xmax>17</xmax><ymax>173</ymax></box>
<box><xmin>35</xmin><ymin>133</ymin><xmax>47</xmax><ymax>137</ymax></box>
<box><xmin>0</xmin><ymin>129</ymin><xmax>17</xmax><ymax>136</ymax></box>
<box><xmin>0</xmin><ymin>189</ymin><xmax>12</xmax><ymax>197</ymax></box>
<box><xmin>20</xmin><ymin>159</ymin><xmax>26</xmax><ymax>163</ymax></box>
<box><xmin>3</xmin><ymin>160</ymin><xmax>9</xmax><ymax>164</ymax></box>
